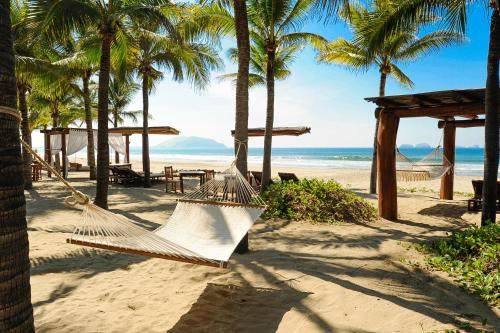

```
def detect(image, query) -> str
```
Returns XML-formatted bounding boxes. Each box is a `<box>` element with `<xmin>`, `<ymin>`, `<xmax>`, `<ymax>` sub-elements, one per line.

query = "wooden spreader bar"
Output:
<box><xmin>177</xmin><ymin>198</ymin><xmax>266</xmax><ymax>209</ymax></box>
<box><xmin>66</xmin><ymin>238</ymin><xmax>228</xmax><ymax>269</ymax></box>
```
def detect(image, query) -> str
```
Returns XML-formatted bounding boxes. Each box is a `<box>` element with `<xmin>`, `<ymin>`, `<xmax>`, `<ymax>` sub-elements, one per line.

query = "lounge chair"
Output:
<box><xmin>278</xmin><ymin>172</ymin><xmax>300</xmax><ymax>182</ymax></box>
<box><xmin>467</xmin><ymin>180</ymin><xmax>500</xmax><ymax>211</ymax></box>
<box><xmin>112</xmin><ymin>167</ymin><xmax>164</xmax><ymax>187</ymax></box>
<box><xmin>165</xmin><ymin>166</ymin><xmax>181</xmax><ymax>193</ymax></box>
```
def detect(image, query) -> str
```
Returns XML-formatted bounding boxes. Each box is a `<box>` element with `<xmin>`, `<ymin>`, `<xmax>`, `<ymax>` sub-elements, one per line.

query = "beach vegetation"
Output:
<box><xmin>262</xmin><ymin>179</ymin><xmax>377</xmax><ymax>223</ymax></box>
<box><xmin>415</xmin><ymin>224</ymin><xmax>499</xmax><ymax>306</ymax></box>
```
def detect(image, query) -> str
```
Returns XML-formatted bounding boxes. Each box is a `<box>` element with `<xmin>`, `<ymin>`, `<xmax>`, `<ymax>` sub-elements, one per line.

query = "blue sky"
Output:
<box><xmin>32</xmin><ymin>4</ymin><xmax>493</xmax><ymax>149</ymax></box>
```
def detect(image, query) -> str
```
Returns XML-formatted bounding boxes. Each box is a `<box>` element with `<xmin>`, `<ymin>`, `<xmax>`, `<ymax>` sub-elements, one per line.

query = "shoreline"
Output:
<box><xmin>70</xmin><ymin>156</ymin><xmax>479</xmax><ymax>195</ymax></box>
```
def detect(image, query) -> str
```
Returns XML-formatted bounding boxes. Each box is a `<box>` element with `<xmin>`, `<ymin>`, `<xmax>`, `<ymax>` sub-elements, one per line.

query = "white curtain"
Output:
<box><xmin>108</xmin><ymin>133</ymin><xmax>126</xmax><ymax>155</ymax></box>
<box><xmin>49</xmin><ymin>134</ymin><xmax>64</xmax><ymax>155</ymax></box>
<box><xmin>66</xmin><ymin>129</ymin><xmax>88</xmax><ymax>156</ymax></box>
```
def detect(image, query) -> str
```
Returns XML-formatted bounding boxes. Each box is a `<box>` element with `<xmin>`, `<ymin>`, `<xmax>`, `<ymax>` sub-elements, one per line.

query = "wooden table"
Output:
<box><xmin>178</xmin><ymin>170</ymin><xmax>206</xmax><ymax>193</ymax></box>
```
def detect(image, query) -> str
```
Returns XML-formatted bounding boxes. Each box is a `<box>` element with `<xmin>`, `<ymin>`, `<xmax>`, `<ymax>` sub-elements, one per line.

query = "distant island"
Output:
<box><xmin>399</xmin><ymin>143</ymin><xmax>431</xmax><ymax>149</ymax></box>
<box><xmin>156</xmin><ymin>136</ymin><xmax>227</xmax><ymax>149</ymax></box>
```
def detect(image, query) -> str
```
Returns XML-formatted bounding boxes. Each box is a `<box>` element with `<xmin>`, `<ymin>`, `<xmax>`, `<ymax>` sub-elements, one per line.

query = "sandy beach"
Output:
<box><xmin>26</xmin><ymin>160</ymin><xmax>499</xmax><ymax>332</ymax></box>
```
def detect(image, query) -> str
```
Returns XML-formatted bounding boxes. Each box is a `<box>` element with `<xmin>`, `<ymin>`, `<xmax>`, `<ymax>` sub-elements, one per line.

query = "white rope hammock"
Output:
<box><xmin>68</xmin><ymin>164</ymin><xmax>266</xmax><ymax>268</ymax></box>
<box><xmin>396</xmin><ymin>146</ymin><xmax>453</xmax><ymax>182</ymax></box>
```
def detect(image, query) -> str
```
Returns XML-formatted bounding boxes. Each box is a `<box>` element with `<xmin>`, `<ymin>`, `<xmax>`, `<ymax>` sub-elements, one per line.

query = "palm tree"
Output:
<box><xmin>364</xmin><ymin>0</ymin><xmax>499</xmax><ymax>225</ymax></box>
<box><xmin>129</xmin><ymin>15</ymin><xmax>222</xmax><ymax>186</ymax></box>
<box><xmin>0</xmin><ymin>0</ymin><xmax>35</xmax><ymax>330</ymax></box>
<box><xmin>108</xmin><ymin>77</ymin><xmax>141</xmax><ymax>163</ymax></box>
<box><xmin>30</xmin><ymin>0</ymin><xmax>175</xmax><ymax>209</ymax></box>
<box><xmin>246</xmin><ymin>0</ymin><xmax>326</xmax><ymax>191</ymax></box>
<box><xmin>53</xmin><ymin>33</ymin><xmax>101</xmax><ymax>180</ymax></box>
<box><xmin>318</xmin><ymin>0</ymin><xmax>465</xmax><ymax>195</ymax></box>
<box><xmin>12</xmin><ymin>0</ymin><xmax>62</xmax><ymax>189</ymax></box>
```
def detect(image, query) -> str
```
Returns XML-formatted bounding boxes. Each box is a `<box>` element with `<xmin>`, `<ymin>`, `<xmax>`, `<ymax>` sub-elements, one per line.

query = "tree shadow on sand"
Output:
<box><xmin>168</xmin><ymin>282</ymin><xmax>311</xmax><ymax>333</ymax></box>
<box><xmin>418</xmin><ymin>203</ymin><xmax>470</xmax><ymax>221</ymax></box>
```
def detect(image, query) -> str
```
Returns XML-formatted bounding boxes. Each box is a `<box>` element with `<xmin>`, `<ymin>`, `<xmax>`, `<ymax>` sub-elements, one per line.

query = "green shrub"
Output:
<box><xmin>261</xmin><ymin>179</ymin><xmax>377</xmax><ymax>223</ymax></box>
<box><xmin>421</xmin><ymin>224</ymin><xmax>499</xmax><ymax>306</ymax></box>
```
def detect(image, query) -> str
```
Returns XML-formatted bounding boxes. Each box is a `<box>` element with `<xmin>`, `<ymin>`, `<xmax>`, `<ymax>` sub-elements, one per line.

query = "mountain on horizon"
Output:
<box><xmin>156</xmin><ymin>136</ymin><xmax>227</xmax><ymax>149</ymax></box>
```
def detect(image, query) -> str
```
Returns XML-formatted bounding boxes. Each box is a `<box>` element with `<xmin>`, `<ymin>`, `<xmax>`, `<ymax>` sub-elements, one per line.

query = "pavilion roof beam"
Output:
<box><xmin>438</xmin><ymin>119</ymin><xmax>485</xmax><ymax>128</ymax></box>
<box><xmin>387</xmin><ymin>102</ymin><xmax>484</xmax><ymax>118</ymax></box>
<box><xmin>231</xmin><ymin>127</ymin><xmax>311</xmax><ymax>137</ymax></box>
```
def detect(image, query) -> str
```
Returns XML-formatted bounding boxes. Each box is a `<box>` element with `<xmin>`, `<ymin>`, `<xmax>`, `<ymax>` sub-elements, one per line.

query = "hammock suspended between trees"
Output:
<box><xmin>396</xmin><ymin>146</ymin><xmax>453</xmax><ymax>182</ymax></box>
<box><xmin>18</xmin><ymin>123</ymin><xmax>265</xmax><ymax>269</ymax></box>
<box><xmin>67</xmin><ymin>164</ymin><xmax>266</xmax><ymax>268</ymax></box>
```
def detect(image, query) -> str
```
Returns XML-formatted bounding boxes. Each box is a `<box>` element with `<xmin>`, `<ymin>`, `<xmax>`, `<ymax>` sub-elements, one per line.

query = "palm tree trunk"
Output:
<box><xmin>94</xmin><ymin>34</ymin><xmax>112</xmax><ymax>209</ymax></box>
<box><xmin>18</xmin><ymin>85</ymin><xmax>32</xmax><ymax>190</ymax></box>
<box><xmin>369</xmin><ymin>72</ymin><xmax>387</xmax><ymax>194</ymax></box>
<box><xmin>481</xmin><ymin>8</ymin><xmax>500</xmax><ymax>225</ymax></box>
<box><xmin>142</xmin><ymin>75</ymin><xmax>151</xmax><ymax>188</ymax></box>
<box><xmin>233</xmin><ymin>0</ymin><xmax>250</xmax><ymax>254</ymax></box>
<box><xmin>83</xmin><ymin>72</ymin><xmax>96</xmax><ymax>180</ymax></box>
<box><xmin>233</xmin><ymin>0</ymin><xmax>250</xmax><ymax>176</ymax></box>
<box><xmin>52</xmin><ymin>101</ymin><xmax>60</xmax><ymax>171</ymax></box>
<box><xmin>113</xmin><ymin>111</ymin><xmax>119</xmax><ymax>164</ymax></box>
<box><xmin>0</xmin><ymin>1</ymin><xmax>35</xmax><ymax>330</ymax></box>
<box><xmin>261</xmin><ymin>49</ymin><xmax>275</xmax><ymax>192</ymax></box>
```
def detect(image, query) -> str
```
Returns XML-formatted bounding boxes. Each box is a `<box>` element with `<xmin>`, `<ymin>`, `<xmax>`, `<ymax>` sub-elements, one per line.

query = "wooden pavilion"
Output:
<box><xmin>366</xmin><ymin>88</ymin><xmax>485</xmax><ymax>221</ymax></box>
<box><xmin>41</xmin><ymin>126</ymin><xmax>179</xmax><ymax>178</ymax></box>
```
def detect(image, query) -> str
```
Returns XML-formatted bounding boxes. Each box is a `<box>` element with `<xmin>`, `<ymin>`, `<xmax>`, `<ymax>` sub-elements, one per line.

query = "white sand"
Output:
<box><xmin>26</xmin><ymin>162</ymin><xmax>499</xmax><ymax>332</ymax></box>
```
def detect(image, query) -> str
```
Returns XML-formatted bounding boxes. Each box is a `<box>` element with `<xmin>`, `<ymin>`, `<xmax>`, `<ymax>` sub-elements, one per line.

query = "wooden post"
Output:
<box><xmin>46</xmin><ymin>133</ymin><xmax>52</xmax><ymax>178</ymax></box>
<box><xmin>377</xmin><ymin>110</ymin><xmax>399</xmax><ymax>221</ymax></box>
<box><xmin>440</xmin><ymin>122</ymin><xmax>456</xmax><ymax>200</ymax></box>
<box><xmin>61</xmin><ymin>132</ymin><xmax>67</xmax><ymax>179</ymax></box>
<box><xmin>125</xmin><ymin>135</ymin><xmax>130</xmax><ymax>163</ymax></box>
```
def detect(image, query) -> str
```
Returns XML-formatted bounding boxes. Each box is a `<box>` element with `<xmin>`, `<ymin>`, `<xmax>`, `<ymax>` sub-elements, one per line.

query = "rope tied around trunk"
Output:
<box><xmin>0</xmin><ymin>105</ymin><xmax>90</xmax><ymax>206</ymax></box>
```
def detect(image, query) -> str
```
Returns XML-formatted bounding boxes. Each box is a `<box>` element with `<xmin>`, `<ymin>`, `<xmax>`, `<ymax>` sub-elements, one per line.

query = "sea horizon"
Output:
<box><xmin>41</xmin><ymin>146</ymin><xmax>489</xmax><ymax>177</ymax></box>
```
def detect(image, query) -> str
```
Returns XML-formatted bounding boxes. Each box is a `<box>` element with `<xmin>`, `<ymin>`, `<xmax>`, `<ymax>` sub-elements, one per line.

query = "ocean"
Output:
<box><xmin>125</xmin><ymin>147</ymin><xmax>487</xmax><ymax>177</ymax></box>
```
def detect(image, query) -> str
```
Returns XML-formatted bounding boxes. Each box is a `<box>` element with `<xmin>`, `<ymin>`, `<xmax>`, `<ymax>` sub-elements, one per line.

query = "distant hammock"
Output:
<box><xmin>396</xmin><ymin>146</ymin><xmax>453</xmax><ymax>182</ymax></box>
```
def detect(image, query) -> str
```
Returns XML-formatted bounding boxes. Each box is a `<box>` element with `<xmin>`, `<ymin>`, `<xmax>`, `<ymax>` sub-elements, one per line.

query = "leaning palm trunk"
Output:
<box><xmin>481</xmin><ymin>8</ymin><xmax>500</xmax><ymax>225</ymax></box>
<box><xmin>233</xmin><ymin>0</ymin><xmax>250</xmax><ymax>253</ymax></box>
<box><xmin>261</xmin><ymin>49</ymin><xmax>275</xmax><ymax>192</ymax></box>
<box><xmin>369</xmin><ymin>71</ymin><xmax>387</xmax><ymax>194</ymax></box>
<box><xmin>83</xmin><ymin>73</ymin><xmax>96</xmax><ymax>180</ymax></box>
<box><xmin>0</xmin><ymin>0</ymin><xmax>35</xmax><ymax>330</ymax></box>
<box><xmin>95</xmin><ymin>34</ymin><xmax>112</xmax><ymax>209</ymax></box>
<box><xmin>142</xmin><ymin>75</ymin><xmax>151</xmax><ymax>188</ymax></box>
<box><xmin>19</xmin><ymin>85</ymin><xmax>32</xmax><ymax>189</ymax></box>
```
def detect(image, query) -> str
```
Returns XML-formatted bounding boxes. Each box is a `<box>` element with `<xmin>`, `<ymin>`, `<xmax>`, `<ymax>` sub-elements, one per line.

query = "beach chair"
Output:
<box><xmin>467</xmin><ymin>180</ymin><xmax>500</xmax><ymax>211</ymax></box>
<box><xmin>203</xmin><ymin>169</ymin><xmax>215</xmax><ymax>183</ymax></box>
<box><xmin>165</xmin><ymin>166</ymin><xmax>181</xmax><ymax>193</ymax></box>
<box><xmin>467</xmin><ymin>180</ymin><xmax>483</xmax><ymax>211</ymax></box>
<box><xmin>112</xmin><ymin>166</ymin><xmax>144</xmax><ymax>186</ymax></box>
<box><xmin>250</xmin><ymin>171</ymin><xmax>262</xmax><ymax>190</ymax></box>
<box><xmin>31</xmin><ymin>162</ymin><xmax>42</xmax><ymax>181</ymax></box>
<box><xmin>70</xmin><ymin>162</ymin><xmax>82</xmax><ymax>171</ymax></box>
<box><xmin>278</xmin><ymin>172</ymin><xmax>300</xmax><ymax>182</ymax></box>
